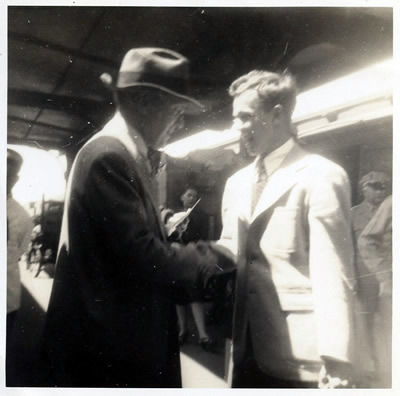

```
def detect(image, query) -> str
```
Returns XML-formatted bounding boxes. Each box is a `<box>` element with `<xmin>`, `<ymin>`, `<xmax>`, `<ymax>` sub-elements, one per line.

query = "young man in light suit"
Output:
<box><xmin>216</xmin><ymin>70</ymin><xmax>363</xmax><ymax>388</ymax></box>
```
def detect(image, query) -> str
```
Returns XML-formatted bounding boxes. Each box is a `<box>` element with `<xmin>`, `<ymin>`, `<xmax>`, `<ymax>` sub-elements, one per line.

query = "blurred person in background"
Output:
<box><xmin>7</xmin><ymin>148</ymin><xmax>34</xmax><ymax>378</ymax></box>
<box><xmin>351</xmin><ymin>171</ymin><xmax>390</xmax><ymax>377</ymax></box>
<box><xmin>174</xmin><ymin>187</ymin><xmax>216</xmax><ymax>351</ymax></box>
<box><xmin>179</xmin><ymin>187</ymin><xmax>208</xmax><ymax>243</ymax></box>
<box><xmin>41</xmin><ymin>48</ymin><xmax>234</xmax><ymax>387</ymax></box>
<box><xmin>358</xmin><ymin>194</ymin><xmax>392</xmax><ymax>388</ymax></box>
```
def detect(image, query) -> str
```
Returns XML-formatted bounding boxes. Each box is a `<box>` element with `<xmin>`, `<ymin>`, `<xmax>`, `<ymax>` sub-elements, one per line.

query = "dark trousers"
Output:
<box><xmin>373</xmin><ymin>296</ymin><xmax>392</xmax><ymax>388</ymax></box>
<box><xmin>6</xmin><ymin>311</ymin><xmax>18</xmax><ymax>385</ymax></box>
<box><xmin>7</xmin><ymin>311</ymin><xmax>17</xmax><ymax>335</ymax></box>
<box><xmin>232</xmin><ymin>332</ymin><xmax>317</xmax><ymax>388</ymax></box>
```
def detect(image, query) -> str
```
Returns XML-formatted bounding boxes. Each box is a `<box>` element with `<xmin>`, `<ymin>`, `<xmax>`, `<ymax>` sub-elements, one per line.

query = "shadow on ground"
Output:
<box><xmin>6</xmin><ymin>284</ymin><xmax>52</xmax><ymax>387</ymax></box>
<box><xmin>179</xmin><ymin>301</ymin><xmax>233</xmax><ymax>380</ymax></box>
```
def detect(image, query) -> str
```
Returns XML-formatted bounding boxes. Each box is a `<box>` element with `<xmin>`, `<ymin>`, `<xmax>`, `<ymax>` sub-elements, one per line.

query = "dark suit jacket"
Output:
<box><xmin>42</xmin><ymin>113</ymin><xmax>213</xmax><ymax>387</ymax></box>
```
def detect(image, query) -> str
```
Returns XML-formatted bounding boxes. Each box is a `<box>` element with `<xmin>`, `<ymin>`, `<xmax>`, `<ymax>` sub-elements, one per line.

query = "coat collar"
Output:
<box><xmin>93</xmin><ymin>111</ymin><xmax>149</xmax><ymax>163</ymax></box>
<box><xmin>90</xmin><ymin>112</ymin><xmax>167</xmax><ymax>239</ymax></box>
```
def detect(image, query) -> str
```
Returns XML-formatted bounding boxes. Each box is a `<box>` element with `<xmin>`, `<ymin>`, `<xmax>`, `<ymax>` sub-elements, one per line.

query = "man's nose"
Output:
<box><xmin>239</xmin><ymin>127</ymin><xmax>253</xmax><ymax>139</ymax></box>
<box><xmin>233</xmin><ymin>118</ymin><xmax>248</xmax><ymax>132</ymax></box>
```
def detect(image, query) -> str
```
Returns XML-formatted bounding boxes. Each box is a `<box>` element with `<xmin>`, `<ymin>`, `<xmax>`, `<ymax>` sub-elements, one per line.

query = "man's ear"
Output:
<box><xmin>271</xmin><ymin>104</ymin><xmax>283</xmax><ymax>124</ymax></box>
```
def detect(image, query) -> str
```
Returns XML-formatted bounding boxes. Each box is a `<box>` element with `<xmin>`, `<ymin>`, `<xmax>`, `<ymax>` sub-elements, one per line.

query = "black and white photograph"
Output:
<box><xmin>2</xmin><ymin>0</ymin><xmax>397</xmax><ymax>393</ymax></box>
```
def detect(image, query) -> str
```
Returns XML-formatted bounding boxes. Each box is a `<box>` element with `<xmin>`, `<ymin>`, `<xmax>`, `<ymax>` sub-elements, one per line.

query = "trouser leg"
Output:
<box><xmin>373</xmin><ymin>296</ymin><xmax>392</xmax><ymax>388</ymax></box>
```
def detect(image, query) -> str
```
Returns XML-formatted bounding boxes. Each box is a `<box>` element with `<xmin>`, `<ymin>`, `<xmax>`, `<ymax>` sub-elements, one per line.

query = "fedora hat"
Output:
<box><xmin>101</xmin><ymin>48</ymin><xmax>204</xmax><ymax>112</ymax></box>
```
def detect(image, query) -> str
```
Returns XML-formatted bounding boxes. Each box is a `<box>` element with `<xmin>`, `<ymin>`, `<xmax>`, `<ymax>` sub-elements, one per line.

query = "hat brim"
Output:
<box><xmin>120</xmin><ymin>82</ymin><xmax>205</xmax><ymax>115</ymax></box>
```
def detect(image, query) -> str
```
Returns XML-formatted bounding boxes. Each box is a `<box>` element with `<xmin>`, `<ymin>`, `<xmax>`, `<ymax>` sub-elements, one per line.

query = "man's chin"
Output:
<box><xmin>244</xmin><ymin>145</ymin><xmax>257</xmax><ymax>157</ymax></box>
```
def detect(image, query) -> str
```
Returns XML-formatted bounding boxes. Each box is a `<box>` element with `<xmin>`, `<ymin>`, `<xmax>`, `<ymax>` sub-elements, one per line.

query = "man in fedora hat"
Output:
<box><xmin>42</xmin><ymin>48</ymin><xmax>233</xmax><ymax>387</ymax></box>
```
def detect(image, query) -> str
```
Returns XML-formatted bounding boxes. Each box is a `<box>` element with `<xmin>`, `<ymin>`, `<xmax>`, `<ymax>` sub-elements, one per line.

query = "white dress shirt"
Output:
<box><xmin>256</xmin><ymin>138</ymin><xmax>295</xmax><ymax>179</ymax></box>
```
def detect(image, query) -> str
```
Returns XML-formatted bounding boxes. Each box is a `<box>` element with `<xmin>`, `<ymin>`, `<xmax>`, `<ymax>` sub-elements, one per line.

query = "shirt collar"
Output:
<box><xmin>115</xmin><ymin>111</ymin><xmax>149</xmax><ymax>159</ymax></box>
<box><xmin>255</xmin><ymin>138</ymin><xmax>295</xmax><ymax>176</ymax></box>
<box><xmin>130</xmin><ymin>128</ymin><xmax>148</xmax><ymax>159</ymax></box>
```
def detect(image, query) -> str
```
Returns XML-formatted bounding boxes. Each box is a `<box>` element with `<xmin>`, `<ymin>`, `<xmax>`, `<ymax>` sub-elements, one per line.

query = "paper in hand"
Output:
<box><xmin>166</xmin><ymin>198</ymin><xmax>201</xmax><ymax>237</ymax></box>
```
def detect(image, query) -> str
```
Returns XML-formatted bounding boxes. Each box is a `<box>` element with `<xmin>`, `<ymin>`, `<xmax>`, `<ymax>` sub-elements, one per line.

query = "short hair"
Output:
<box><xmin>228</xmin><ymin>70</ymin><xmax>297</xmax><ymax>115</ymax></box>
<box><xmin>182</xmin><ymin>186</ymin><xmax>198</xmax><ymax>195</ymax></box>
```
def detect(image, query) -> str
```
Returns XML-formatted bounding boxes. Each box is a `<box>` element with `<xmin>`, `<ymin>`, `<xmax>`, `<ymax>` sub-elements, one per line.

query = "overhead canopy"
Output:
<box><xmin>7</xmin><ymin>6</ymin><xmax>393</xmax><ymax>153</ymax></box>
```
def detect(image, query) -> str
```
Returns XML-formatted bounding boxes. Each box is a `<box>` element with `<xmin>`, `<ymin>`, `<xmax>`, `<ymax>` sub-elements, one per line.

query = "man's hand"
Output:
<box><xmin>195</xmin><ymin>241</ymin><xmax>236</xmax><ymax>274</ymax></box>
<box><xmin>192</xmin><ymin>241</ymin><xmax>236</xmax><ymax>300</ymax></box>
<box><xmin>318</xmin><ymin>359</ymin><xmax>355</xmax><ymax>389</ymax></box>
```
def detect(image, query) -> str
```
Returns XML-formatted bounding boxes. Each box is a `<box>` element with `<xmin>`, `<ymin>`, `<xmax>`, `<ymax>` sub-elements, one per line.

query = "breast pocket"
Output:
<box><xmin>260</xmin><ymin>207</ymin><xmax>299</xmax><ymax>254</ymax></box>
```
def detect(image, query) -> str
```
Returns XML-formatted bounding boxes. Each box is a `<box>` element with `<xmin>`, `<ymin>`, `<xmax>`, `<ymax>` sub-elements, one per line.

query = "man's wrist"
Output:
<box><xmin>321</xmin><ymin>357</ymin><xmax>353</xmax><ymax>380</ymax></box>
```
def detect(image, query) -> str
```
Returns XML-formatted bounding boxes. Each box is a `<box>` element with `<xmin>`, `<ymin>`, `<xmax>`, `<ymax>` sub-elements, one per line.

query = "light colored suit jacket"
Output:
<box><xmin>218</xmin><ymin>142</ymin><xmax>362</xmax><ymax>382</ymax></box>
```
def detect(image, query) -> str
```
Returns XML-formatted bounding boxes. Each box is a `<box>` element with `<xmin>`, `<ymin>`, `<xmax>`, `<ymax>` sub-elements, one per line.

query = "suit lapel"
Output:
<box><xmin>93</xmin><ymin>113</ymin><xmax>167</xmax><ymax>240</ymax></box>
<box><xmin>122</xmin><ymin>138</ymin><xmax>168</xmax><ymax>241</ymax></box>
<box><xmin>237</xmin><ymin>164</ymin><xmax>256</xmax><ymax>223</ymax></box>
<box><xmin>251</xmin><ymin>144</ymin><xmax>308</xmax><ymax>222</ymax></box>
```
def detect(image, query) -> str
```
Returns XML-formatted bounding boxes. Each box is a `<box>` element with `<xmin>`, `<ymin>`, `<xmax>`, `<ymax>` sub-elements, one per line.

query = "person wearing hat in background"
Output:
<box><xmin>350</xmin><ymin>170</ymin><xmax>390</xmax><ymax>382</ymax></box>
<box><xmin>352</xmin><ymin>171</ymin><xmax>390</xmax><ymax>238</ymax></box>
<box><xmin>41</xmin><ymin>48</ymin><xmax>234</xmax><ymax>387</ymax></box>
<box><xmin>7</xmin><ymin>148</ymin><xmax>34</xmax><ymax>377</ymax></box>
<box><xmin>358</xmin><ymin>194</ymin><xmax>392</xmax><ymax>388</ymax></box>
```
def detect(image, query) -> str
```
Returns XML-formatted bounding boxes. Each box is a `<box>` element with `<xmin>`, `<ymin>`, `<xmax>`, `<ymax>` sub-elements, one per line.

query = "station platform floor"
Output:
<box><xmin>6</xmin><ymin>260</ymin><xmax>232</xmax><ymax>388</ymax></box>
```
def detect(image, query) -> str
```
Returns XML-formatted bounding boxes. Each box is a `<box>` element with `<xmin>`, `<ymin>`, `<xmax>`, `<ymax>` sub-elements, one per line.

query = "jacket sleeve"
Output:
<box><xmin>85</xmin><ymin>152</ymin><xmax>216</xmax><ymax>296</ymax></box>
<box><xmin>307</xmin><ymin>166</ymin><xmax>356</xmax><ymax>364</ymax></box>
<box><xmin>358</xmin><ymin>196</ymin><xmax>392</xmax><ymax>283</ymax></box>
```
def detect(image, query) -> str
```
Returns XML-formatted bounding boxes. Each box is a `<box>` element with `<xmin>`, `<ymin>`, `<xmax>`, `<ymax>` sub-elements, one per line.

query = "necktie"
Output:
<box><xmin>147</xmin><ymin>147</ymin><xmax>163</xmax><ymax>176</ymax></box>
<box><xmin>251</xmin><ymin>155</ymin><xmax>267</xmax><ymax>213</ymax></box>
<box><xmin>142</xmin><ymin>148</ymin><xmax>168</xmax><ymax>241</ymax></box>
